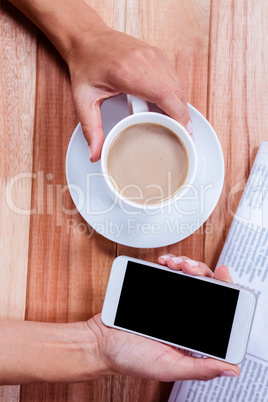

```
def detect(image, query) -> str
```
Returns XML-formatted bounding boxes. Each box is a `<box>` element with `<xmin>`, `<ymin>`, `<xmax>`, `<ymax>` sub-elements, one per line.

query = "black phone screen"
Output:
<box><xmin>114</xmin><ymin>261</ymin><xmax>239</xmax><ymax>358</ymax></box>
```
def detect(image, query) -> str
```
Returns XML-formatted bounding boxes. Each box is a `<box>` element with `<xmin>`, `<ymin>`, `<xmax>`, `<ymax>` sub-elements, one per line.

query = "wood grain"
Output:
<box><xmin>0</xmin><ymin>1</ymin><xmax>36</xmax><ymax>400</ymax></box>
<box><xmin>0</xmin><ymin>0</ymin><xmax>36</xmax><ymax>320</ymax></box>
<box><xmin>19</xmin><ymin>35</ymin><xmax>75</xmax><ymax>401</ymax></box>
<box><xmin>204</xmin><ymin>0</ymin><xmax>268</xmax><ymax>268</ymax></box>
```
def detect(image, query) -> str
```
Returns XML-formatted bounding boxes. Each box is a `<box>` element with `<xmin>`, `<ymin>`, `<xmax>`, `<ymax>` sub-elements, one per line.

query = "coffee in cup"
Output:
<box><xmin>101</xmin><ymin>97</ymin><xmax>197</xmax><ymax>211</ymax></box>
<box><xmin>107</xmin><ymin>122</ymin><xmax>189</xmax><ymax>205</ymax></box>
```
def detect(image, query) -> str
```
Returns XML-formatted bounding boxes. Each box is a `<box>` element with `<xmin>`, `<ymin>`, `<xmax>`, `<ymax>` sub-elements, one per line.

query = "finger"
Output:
<box><xmin>178</xmin><ymin>354</ymin><xmax>240</xmax><ymax>381</ymax></box>
<box><xmin>133</xmin><ymin>76</ymin><xmax>193</xmax><ymax>136</ymax></box>
<box><xmin>155</xmin><ymin>89</ymin><xmax>193</xmax><ymax>135</ymax></box>
<box><xmin>138</xmin><ymin>48</ymin><xmax>192</xmax><ymax>133</ymax></box>
<box><xmin>175</xmin><ymin>89</ymin><xmax>194</xmax><ymax>139</ymax></box>
<box><xmin>80</xmin><ymin>104</ymin><xmax>104</xmax><ymax>162</ymax></box>
<box><xmin>166</xmin><ymin>256</ymin><xmax>214</xmax><ymax>277</ymax></box>
<box><xmin>165</xmin><ymin>255</ymin><xmax>194</xmax><ymax>270</ymax></box>
<box><xmin>214</xmin><ymin>265</ymin><xmax>233</xmax><ymax>284</ymax></box>
<box><xmin>73</xmin><ymin>89</ymin><xmax>105</xmax><ymax>162</ymax></box>
<box><xmin>158</xmin><ymin>254</ymin><xmax>176</xmax><ymax>265</ymax></box>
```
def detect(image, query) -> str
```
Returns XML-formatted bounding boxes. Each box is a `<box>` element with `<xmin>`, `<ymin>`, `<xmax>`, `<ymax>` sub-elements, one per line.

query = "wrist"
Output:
<box><xmin>45</xmin><ymin>1</ymin><xmax>111</xmax><ymax>61</ymax></box>
<box><xmin>53</xmin><ymin>319</ymin><xmax>109</xmax><ymax>382</ymax></box>
<box><xmin>9</xmin><ymin>0</ymin><xmax>111</xmax><ymax>61</ymax></box>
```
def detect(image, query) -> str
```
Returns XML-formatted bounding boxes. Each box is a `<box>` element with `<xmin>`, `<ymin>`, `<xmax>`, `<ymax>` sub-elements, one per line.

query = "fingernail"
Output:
<box><xmin>88</xmin><ymin>146</ymin><xmax>92</xmax><ymax>161</ymax></box>
<box><xmin>186</xmin><ymin>120</ymin><xmax>193</xmax><ymax>135</ymax></box>
<box><xmin>184</xmin><ymin>259</ymin><xmax>199</xmax><ymax>267</ymax></box>
<box><xmin>221</xmin><ymin>371</ymin><xmax>239</xmax><ymax>377</ymax></box>
<box><xmin>170</xmin><ymin>257</ymin><xmax>184</xmax><ymax>265</ymax></box>
<box><xmin>159</xmin><ymin>254</ymin><xmax>172</xmax><ymax>262</ymax></box>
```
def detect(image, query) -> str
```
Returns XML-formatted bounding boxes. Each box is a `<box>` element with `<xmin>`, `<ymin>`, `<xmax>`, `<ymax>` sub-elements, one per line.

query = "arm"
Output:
<box><xmin>0</xmin><ymin>260</ymin><xmax>240</xmax><ymax>385</ymax></box>
<box><xmin>8</xmin><ymin>0</ymin><xmax>193</xmax><ymax>162</ymax></box>
<box><xmin>0</xmin><ymin>319</ymin><xmax>105</xmax><ymax>384</ymax></box>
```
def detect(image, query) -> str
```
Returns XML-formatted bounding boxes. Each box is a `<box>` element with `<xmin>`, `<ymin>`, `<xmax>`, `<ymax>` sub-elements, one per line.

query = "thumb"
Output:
<box><xmin>81</xmin><ymin>104</ymin><xmax>104</xmax><ymax>163</ymax></box>
<box><xmin>74</xmin><ymin>92</ymin><xmax>105</xmax><ymax>162</ymax></box>
<box><xmin>214</xmin><ymin>265</ymin><xmax>233</xmax><ymax>284</ymax></box>
<box><xmin>179</xmin><ymin>354</ymin><xmax>240</xmax><ymax>381</ymax></box>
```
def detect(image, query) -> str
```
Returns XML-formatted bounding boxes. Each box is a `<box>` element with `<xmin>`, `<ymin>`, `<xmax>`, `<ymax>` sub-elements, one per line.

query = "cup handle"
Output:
<box><xmin>127</xmin><ymin>94</ymin><xmax>149</xmax><ymax>114</ymax></box>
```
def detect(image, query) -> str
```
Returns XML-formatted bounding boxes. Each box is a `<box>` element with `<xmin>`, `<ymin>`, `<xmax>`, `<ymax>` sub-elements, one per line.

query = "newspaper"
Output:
<box><xmin>169</xmin><ymin>142</ymin><xmax>268</xmax><ymax>402</ymax></box>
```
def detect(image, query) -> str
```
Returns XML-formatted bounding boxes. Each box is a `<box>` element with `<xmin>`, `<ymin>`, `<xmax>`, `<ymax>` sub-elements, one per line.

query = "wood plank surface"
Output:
<box><xmin>0</xmin><ymin>0</ymin><xmax>268</xmax><ymax>401</ymax></box>
<box><xmin>0</xmin><ymin>1</ymin><xmax>37</xmax><ymax>400</ymax></box>
<box><xmin>19</xmin><ymin>34</ymin><xmax>75</xmax><ymax>401</ymax></box>
<box><xmin>205</xmin><ymin>0</ymin><xmax>268</xmax><ymax>268</ymax></box>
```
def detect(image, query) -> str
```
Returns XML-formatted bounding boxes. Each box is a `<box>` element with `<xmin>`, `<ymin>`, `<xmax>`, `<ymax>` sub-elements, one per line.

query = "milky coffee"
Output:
<box><xmin>107</xmin><ymin>123</ymin><xmax>189</xmax><ymax>205</ymax></box>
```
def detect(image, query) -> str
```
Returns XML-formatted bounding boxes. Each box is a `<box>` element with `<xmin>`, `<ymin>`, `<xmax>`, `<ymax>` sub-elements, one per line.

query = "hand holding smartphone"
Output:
<box><xmin>101</xmin><ymin>256</ymin><xmax>256</xmax><ymax>364</ymax></box>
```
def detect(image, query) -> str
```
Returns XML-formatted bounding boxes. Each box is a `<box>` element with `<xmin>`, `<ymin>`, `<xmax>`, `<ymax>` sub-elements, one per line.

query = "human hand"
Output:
<box><xmin>67</xmin><ymin>29</ymin><xmax>192</xmax><ymax>162</ymax></box>
<box><xmin>86</xmin><ymin>256</ymin><xmax>240</xmax><ymax>382</ymax></box>
<box><xmin>8</xmin><ymin>1</ymin><xmax>192</xmax><ymax>163</ymax></box>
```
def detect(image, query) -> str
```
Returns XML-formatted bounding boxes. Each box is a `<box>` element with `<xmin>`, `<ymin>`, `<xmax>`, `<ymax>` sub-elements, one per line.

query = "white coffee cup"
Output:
<box><xmin>101</xmin><ymin>95</ymin><xmax>198</xmax><ymax>211</ymax></box>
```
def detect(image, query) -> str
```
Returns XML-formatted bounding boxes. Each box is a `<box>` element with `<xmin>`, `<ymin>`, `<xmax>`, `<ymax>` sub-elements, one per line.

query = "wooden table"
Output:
<box><xmin>0</xmin><ymin>0</ymin><xmax>267</xmax><ymax>400</ymax></box>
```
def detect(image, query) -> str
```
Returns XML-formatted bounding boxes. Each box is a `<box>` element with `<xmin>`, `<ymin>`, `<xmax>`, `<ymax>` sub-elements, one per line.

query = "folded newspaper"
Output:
<box><xmin>169</xmin><ymin>142</ymin><xmax>268</xmax><ymax>402</ymax></box>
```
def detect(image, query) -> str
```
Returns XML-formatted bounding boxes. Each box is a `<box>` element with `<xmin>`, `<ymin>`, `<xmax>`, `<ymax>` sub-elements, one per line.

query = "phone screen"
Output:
<box><xmin>114</xmin><ymin>261</ymin><xmax>239</xmax><ymax>358</ymax></box>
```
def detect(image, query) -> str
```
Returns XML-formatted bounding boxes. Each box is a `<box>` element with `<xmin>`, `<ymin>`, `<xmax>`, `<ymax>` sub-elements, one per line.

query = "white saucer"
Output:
<box><xmin>66</xmin><ymin>94</ymin><xmax>224</xmax><ymax>248</ymax></box>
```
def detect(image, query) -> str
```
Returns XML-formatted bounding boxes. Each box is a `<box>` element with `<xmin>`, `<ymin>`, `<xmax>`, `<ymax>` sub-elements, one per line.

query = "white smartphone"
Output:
<box><xmin>101</xmin><ymin>256</ymin><xmax>256</xmax><ymax>364</ymax></box>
